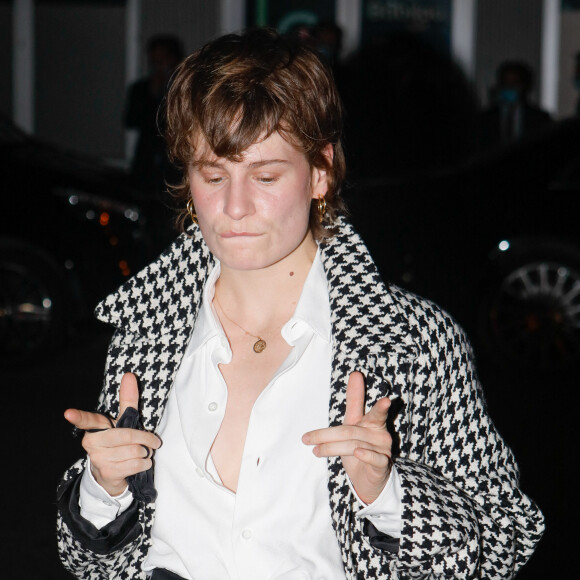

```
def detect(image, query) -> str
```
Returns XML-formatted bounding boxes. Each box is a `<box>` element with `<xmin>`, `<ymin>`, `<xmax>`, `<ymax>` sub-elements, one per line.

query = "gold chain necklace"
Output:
<box><xmin>214</xmin><ymin>294</ymin><xmax>267</xmax><ymax>353</ymax></box>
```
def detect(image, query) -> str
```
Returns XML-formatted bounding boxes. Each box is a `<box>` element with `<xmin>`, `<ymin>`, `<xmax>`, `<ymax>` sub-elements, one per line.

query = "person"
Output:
<box><xmin>573</xmin><ymin>51</ymin><xmax>580</xmax><ymax>116</ymax></box>
<box><xmin>124</xmin><ymin>34</ymin><xmax>184</xmax><ymax>194</ymax></box>
<box><xmin>57</xmin><ymin>28</ymin><xmax>544</xmax><ymax>579</ymax></box>
<box><xmin>312</xmin><ymin>20</ymin><xmax>343</xmax><ymax>67</ymax></box>
<box><xmin>339</xmin><ymin>32</ymin><xmax>479</xmax><ymax>180</ymax></box>
<box><xmin>477</xmin><ymin>60</ymin><xmax>552</xmax><ymax>149</ymax></box>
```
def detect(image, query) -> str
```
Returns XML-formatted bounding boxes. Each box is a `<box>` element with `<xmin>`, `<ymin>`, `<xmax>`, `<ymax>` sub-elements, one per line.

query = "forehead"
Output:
<box><xmin>191</xmin><ymin>130</ymin><xmax>306</xmax><ymax>165</ymax></box>
<box><xmin>501</xmin><ymin>69</ymin><xmax>525</xmax><ymax>86</ymax></box>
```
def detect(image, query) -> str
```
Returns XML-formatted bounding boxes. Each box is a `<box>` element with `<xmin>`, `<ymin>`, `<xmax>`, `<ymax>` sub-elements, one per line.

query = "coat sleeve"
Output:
<box><xmin>391</xmin><ymin>309</ymin><xmax>544</xmax><ymax>578</ymax></box>
<box><xmin>56</xmin><ymin>330</ymin><xmax>150</xmax><ymax>580</ymax></box>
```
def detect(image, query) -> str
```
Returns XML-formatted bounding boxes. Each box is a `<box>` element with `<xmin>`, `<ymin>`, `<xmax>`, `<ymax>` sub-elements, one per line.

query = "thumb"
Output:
<box><xmin>118</xmin><ymin>372</ymin><xmax>140</xmax><ymax>419</ymax></box>
<box><xmin>344</xmin><ymin>371</ymin><xmax>365</xmax><ymax>425</ymax></box>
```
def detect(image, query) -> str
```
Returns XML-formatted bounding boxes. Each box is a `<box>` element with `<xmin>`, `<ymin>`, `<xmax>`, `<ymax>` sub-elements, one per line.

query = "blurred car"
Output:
<box><xmin>344</xmin><ymin>118</ymin><xmax>580</xmax><ymax>374</ymax></box>
<box><xmin>0</xmin><ymin>116</ymin><xmax>164</xmax><ymax>365</ymax></box>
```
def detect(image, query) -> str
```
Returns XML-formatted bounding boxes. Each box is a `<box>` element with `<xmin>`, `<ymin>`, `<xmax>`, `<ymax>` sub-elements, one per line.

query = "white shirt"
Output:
<box><xmin>80</xmin><ymin>251</ymin><xmax>402</xmax><ymax>579</ymax></box>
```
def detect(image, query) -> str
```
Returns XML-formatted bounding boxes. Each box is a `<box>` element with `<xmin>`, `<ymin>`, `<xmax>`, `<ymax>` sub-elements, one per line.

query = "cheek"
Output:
<box><xmin>282</xmin><ymin>177</ymin><xmax>314</xmax><ymax>216</ymax></box>
<box><xmin>272</xmin><ymin>193</ymin><xmax>309</xmax><ymax>222</ymax></box>
<box><xmin>190</xmin><ymin>188</ymin><xmax>216</xmax><ymax>220</ymax></box>
<box><xmin>274</xmin><ymin>197</ymin><xmax>313</xmax><ymax>241</ymax></box>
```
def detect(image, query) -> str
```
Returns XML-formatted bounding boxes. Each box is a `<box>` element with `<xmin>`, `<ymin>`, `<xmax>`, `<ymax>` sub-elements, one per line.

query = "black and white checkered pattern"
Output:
<box><xmin>57</xmin><ymin>218</ymin><xmax>544</xmax><ymax>579</ymax></box>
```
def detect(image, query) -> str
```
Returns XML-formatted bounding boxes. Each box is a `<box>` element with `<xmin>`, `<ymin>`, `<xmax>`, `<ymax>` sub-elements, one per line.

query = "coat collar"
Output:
<box><xmin>95</xmin><ymin>217</ymin><xmax>417</xmax><ymax>361</ymax></box>
<box><xmin>94</xmin><ymin>224</ymin><xmax>214</xmax><ymax>338</ymax></box>
<box><xmin>320</xmin><ymin>218</ymin><xmax>417</xmax><ymax>361</ymax></box>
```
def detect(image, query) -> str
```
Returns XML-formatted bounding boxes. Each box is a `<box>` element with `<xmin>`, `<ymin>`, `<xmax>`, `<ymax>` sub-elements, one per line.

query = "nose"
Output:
<box><xmin>223</xmin><ymin>176</ymin><xmax>254</xmax><ymax>220</ymax></box>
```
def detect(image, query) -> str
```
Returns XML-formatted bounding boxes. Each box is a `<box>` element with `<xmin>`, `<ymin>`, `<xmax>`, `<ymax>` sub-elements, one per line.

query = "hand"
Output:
<box><xmin>302</xmin><ymin>371</ymin><xmax>392</xmax><ymax>504</ymax></box>
<box><xmin>64</xmin><ymin>373</ymin><xmax>161</xmax><ymax>497</ymax></box>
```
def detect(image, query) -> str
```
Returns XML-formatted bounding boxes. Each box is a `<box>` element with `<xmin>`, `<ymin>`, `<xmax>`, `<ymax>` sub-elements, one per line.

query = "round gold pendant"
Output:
<box><xmin>253</xmin><ymin>339</ymin><xmax>266</xmax><ymax>353</ymax></box>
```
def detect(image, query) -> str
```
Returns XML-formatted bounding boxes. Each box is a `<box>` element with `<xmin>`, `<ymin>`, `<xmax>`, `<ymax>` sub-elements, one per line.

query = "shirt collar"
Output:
<box><xmin>184</xmin><ymin>262</ymin><xmax>224</xmax><ymax>358</ymax></box>
<box><xmin>185</xmin><ymin>248</ymin><xmax>331</xmax><ymax>358</ymax></box>
<box><xmin>282</xmin><ymin>247</ymin><xmax>331</xmax><ymax>344</ymax></box>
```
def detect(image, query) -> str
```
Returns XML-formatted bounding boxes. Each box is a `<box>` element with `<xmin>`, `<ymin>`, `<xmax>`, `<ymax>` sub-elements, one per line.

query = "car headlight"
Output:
<box><xmin>54</xmin><ymin>187</ymin><xmax>143</xmax><ymax>224</ymax></box>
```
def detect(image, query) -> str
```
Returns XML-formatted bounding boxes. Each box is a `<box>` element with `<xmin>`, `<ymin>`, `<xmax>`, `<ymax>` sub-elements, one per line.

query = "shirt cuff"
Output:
<box><xmin>79</xmin><ymin>459</ymin><xmax>134</xmax><ymax>530</ymax></box>
<box><xmin>348</xmin><ymin>465</ymin><xmax>402</xmax><ymax>538</ymax></box>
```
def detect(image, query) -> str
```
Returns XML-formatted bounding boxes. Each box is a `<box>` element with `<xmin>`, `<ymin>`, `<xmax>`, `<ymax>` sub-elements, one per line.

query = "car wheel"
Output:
<box><xmin>0</xmin><ymin>239</ymin><xmax>68</xmax><ymax>365</ymax></box>
<box><xmin>478</xmin><ymin>242</ymin><xmax>580</xmax><ymax>373</ymax></box>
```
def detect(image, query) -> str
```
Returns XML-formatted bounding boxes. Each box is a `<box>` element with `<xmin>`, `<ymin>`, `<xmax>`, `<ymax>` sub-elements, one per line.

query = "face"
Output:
<box><xmin>500</xmin><ymin>70</ymin><xmax>525</xmax><ymax>94</ymax></box>
<box><xmin>188</xmin><ymin>132</ymin><xmax>329</xmax><ymax>272</ymax></box>
<box><xmin>149</xmin><ymin>46</ymin><xmax>179</xmax><ymax>77</ymax></box>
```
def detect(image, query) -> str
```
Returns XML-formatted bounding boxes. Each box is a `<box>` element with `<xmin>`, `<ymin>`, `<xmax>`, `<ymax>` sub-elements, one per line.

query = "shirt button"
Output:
<box><xmin>196</xmin><ymin>467</ymin><xmax>205</xmax><ymax>478</ymax></box>
<box><xmin>208</xmin><ymin>402</ymin><xmax>218</xmax><ymax>412</ymax></box>
<box><xmin>241</xmin><ymin>528</ymin><xmax>252</xmax><ymax>540</ymax></box>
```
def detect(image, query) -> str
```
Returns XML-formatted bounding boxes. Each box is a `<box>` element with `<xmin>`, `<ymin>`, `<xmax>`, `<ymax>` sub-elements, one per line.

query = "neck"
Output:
<box><xmin>215</xmin><ymin>233</ymin><xmax>318</xmax><ymax>330</ymax></box>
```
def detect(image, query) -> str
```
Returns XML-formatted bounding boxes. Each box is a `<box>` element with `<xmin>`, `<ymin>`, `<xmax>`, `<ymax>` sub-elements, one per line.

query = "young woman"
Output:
<box><xmin>57</xmin><ymin>29</ymin><xmax>544</xmax><ymax>579</ymax></box>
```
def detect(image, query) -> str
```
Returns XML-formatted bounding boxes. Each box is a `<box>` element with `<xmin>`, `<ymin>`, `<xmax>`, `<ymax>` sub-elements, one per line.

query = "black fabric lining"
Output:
<box><xmin>364</xmin><ymin>520</ymin><xmax>400</xmax><ymax>554</ymax></box>
<box><xmin>150</xmin><ymin>569</ymin><xmax>187</xmax><ymax>580</ymax></box>
<box><xmin>56</xmin><ymin>472</ymin><xmax>141</xmax><ymax>555</ymax></box>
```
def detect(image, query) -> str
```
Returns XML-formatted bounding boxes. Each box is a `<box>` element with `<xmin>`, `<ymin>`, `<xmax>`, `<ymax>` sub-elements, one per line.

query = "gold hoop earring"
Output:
<box><xmin>317</xmin><ymin>197</ymin><xmax>327</xmax><ymax>223</ymax></box>
<box><xmin>186</xmin><ymin>199</ymin><xmax>198</xmax><ymax>224</ymax></box>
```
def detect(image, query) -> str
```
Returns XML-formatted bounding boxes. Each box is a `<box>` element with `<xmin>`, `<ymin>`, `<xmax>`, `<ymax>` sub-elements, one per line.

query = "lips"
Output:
<box><xmin>220</xmin><ymin>231</ymin><xmax>263</xmax><ymax>238</ymax></box>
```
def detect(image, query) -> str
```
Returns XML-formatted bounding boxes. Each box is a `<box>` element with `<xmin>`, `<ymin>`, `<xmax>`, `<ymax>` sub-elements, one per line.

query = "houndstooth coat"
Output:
<box><xmin>56</xmin><ymin>218</ymin><xmax>544</xmax><ymax>579</ymax></box>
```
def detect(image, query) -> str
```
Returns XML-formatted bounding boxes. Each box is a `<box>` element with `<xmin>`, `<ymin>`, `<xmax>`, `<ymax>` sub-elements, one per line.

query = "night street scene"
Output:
<box><xmin>1</xmin><ymin>1</ymin><xmax>579</xmax><ymax>578</ymax></box>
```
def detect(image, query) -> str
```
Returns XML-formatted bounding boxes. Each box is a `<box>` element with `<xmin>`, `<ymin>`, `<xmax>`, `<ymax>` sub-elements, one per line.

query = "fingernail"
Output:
<box><xmin>302</xmin><ymin>434</ymin><xmax>310</xmax><ymax>444</ymax></box>
<box><xmin>313</xmin><ymin>446</ymin><xmax>320</xmax><ymax>456</ymax></box>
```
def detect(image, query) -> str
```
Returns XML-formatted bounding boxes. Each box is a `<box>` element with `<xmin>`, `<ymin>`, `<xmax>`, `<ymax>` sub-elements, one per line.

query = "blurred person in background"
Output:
<box><xmin>125</xmin><ymin>34</ymin><xmax>184</xmax><ymax>194</ymax></box>
<box><xmin>312</xmin><ymin>20</ymin><xmax>343</xmax><ymax>67</ymax></box>
<box><xmin>57</xmin><ymin>28</ymin><xmax>543</xmax><ymax>579</ymax></box>
<box><xmin>340</xmin><ymin>32</ymin><xmax>478</xmax><ymax>181</ymax></box>
<box><xmin>574</xmin><ymin>51</ymin><xmax>580</xmax><ymax>116</ymax></box>
<box><xmin>477</xmin><ymin>60</ymin><xmax>552</xmax><ymax>149</ymax></box>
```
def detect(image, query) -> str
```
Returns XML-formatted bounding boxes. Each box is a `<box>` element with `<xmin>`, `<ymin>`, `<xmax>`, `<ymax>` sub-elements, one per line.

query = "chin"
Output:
<box><xmin>219</xmin><ymin>256</ymin><xmax>276</xmax><ymax>271</ymax></box>
<box><xmin>218</xmin><ymin>248</ymin><xmax>294</xmax><ymax>272</ymax></box>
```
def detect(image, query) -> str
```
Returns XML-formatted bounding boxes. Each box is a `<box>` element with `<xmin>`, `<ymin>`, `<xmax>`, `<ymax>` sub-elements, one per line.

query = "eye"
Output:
<box><xmin>256</xmin><ymin>175</ymin><xmax>278</xmax><ymax>185</ymax></box>
<box><xmin>204</xmin><ymin>175</ymin><xmax>225</xmax><ymax>185</ymax></box>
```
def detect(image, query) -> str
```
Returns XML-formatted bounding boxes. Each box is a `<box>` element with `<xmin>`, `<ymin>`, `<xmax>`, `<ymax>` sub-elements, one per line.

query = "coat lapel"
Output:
<box><xmin>94</xmin><ymin>224</ymin><xmax>214</xmax><ymax>430</ymax></box>
<box><xmin>320</xmin><ymin>218</ymin><xmax>417</xmax><ymax>575</ymax></box>
<box><xmin>320</xmin><ymin>218</ymin><xmax>417</xmax><ymax>424</ymax></box>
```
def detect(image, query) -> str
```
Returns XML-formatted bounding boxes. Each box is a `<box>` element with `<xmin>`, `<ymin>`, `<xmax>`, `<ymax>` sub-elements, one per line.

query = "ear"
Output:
<box><xmin>311</xmin><ymin>144</ymin><xmax>334</xmax><ymax>200</ymax></box>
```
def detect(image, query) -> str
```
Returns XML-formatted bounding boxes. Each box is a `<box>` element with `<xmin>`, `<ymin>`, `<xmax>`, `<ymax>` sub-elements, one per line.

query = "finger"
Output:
<box><xmin>119</xmin><ymin>373</ymin><xmax>140</xmax><ymax>418</ymax></box>
<box><xmin>86</xmin><ymin>427</ymin><xmax>161</xmax><ymax>450</ymax></box>
<box><xmin>362</xmin><ymin>397</ymin><xmax>391</xmax><ymax>428</ymax></box>
<box><xmin>64</xmin><ymin>408</ymin><xmax>113</xmax><ymax>431</ymax></box>
<box><xmin>303</xmin><ymin>424</ymin><xmax>381</xmax><ymax>446</ymax></box>
<box><xmin>353</xmin><ymin>447</ymin><xmax>392</xmax><ymax>470</ymax></box>
<box><xmin>87</xmin><ymin>443</ymin><xmax>154</xmax><ymax>464</ymax></box>
<box><xmin>92</xmin><ymin>457</ymin><xmax>153</xmax><ymax>484</ymax></box>
<box><xmin>312</xmin><ymin>439</ymin><xmax>382</xmax><ymax>458</ymax></box>
<box><xmin>344</xmin><ymin>371</ymin><xmax>365</xmax><ymax>426</ymax></box>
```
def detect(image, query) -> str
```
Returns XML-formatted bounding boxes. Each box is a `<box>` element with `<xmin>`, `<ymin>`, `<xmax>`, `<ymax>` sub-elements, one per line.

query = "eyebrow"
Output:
<box><xmin>192</xmin><ymin>159</ymin><xmax>290</xmax><ymax>170</ymax></box>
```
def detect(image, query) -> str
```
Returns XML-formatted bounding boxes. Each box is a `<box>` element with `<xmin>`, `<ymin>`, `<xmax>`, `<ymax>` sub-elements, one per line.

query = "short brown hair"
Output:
<box><xmin>164</xmin><ymin>27</ymin><xmax>346</xmax><ymax>240</ymax></box>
